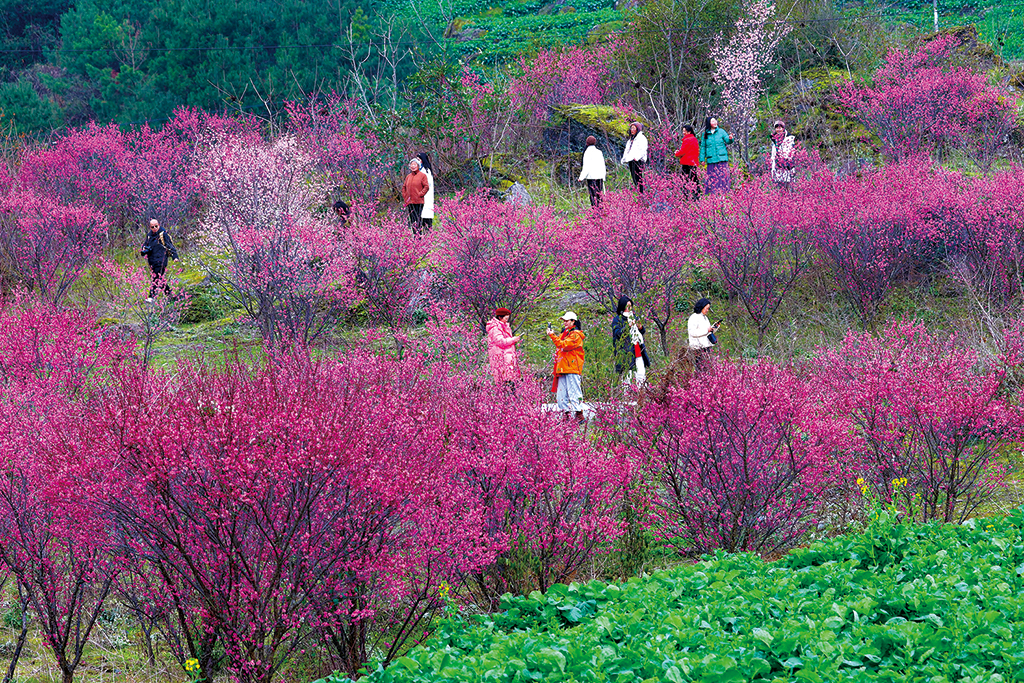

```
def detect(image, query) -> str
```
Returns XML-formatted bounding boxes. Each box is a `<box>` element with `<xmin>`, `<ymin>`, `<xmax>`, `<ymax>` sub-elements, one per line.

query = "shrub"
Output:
<box><xmin>813</xmin><ymin>321</ymin><xmax>1018</xmax><ymax>522</ymax></box>
<box><xmin>628</xmin><ymin>359</ymin><xmax>845</xmax><ymax>556</ymax></box>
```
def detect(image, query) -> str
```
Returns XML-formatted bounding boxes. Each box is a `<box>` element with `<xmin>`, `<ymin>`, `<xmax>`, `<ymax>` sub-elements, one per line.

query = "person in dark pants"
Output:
<box><xmin>578</xmin><ymin>135</ymin><xmax>606</xmax><ymax>207</ymax></box>
<box><xmin>612</xmin><ymin>296</ymin><xmax>652</xmax><ymax>388</ymax></box>
<box><xmin>402</xmin><ymin>157</ymin><xmax>429</xmax><ymax>235</ymax></box>
<box><xmin>674</xmin><ymin>125</ymin><xmax>701</xmax><ymax>201</ymax></box>
<box><xmin>620</xmin><ymin>121</ymin><xmax>648</xmax><ymax>193</ymax></box>
<box><xmin>141</xmin><ymin>219</ymin><xmax>179</xmax><ymax>301</ymax></box>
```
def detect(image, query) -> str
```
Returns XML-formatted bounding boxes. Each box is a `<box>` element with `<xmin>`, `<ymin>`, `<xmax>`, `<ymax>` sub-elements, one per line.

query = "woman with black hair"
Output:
<box><xmin>673</xmin><ymin>124</ymin><xmax>701</xmax><ymax>201</ymax></box>
<box><xmin>699</xmin><ymin>117</ymin><xmax>732</xmax><ymax>195</ymax></box>
<box><xmin>612</xmin><ymin>296</ymin><xmax>652</xmax><ymax>387</ymax></box>
<box><xmin>769</xmin><ymin>121</ymin><xmax>796</xmax><ymax>188</ymax></box>
<box><xmin>417</xmin><ymin>152</ymin><xmax>435</xmax><ymax>230</ymax></box>
<box><xmin>620</xmin><ymin>122</ymin><xmax>648</xmax><ymax>193</ymax></box>
<box><xmin>687</xmin><ymin>298</ymin><xmax>720</xmax><ymax>373</ymax></box>
<box><xmin>578</xmin><ymin>136</ymin><xmax>606</xmax><ymax>207</ymax></box>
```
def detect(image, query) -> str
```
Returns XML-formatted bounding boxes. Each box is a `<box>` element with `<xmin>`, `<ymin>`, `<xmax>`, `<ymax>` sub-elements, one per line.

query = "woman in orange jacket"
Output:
<box><xmin>548</xmin><ymin>310</ymin><xmax>586</xmax><ymax>422</ymax></box>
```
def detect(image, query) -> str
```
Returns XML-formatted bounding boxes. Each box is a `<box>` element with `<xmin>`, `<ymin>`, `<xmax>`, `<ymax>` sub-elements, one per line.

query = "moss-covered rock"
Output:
<box><xmin>766</xmin><ymin>66</ymin><xmax>879</xmax><ymax>166</ymax></box>
<box><xmin>542</xmin><ymin>104</ymin><xmax>642</xmax><ymax>160</ymax></box>
<box><xmin>923</xmin><ymin>25</ymin><xmax>999</xmax><ymax>70</ymax></box>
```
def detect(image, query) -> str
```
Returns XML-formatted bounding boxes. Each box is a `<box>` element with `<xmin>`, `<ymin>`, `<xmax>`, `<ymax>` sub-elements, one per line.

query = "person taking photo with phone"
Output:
<box><xmin>687</xmin><ymin>298</ymin><xmax>720</xmax><ymax>373</ymax></box>
<box><xmin>548</xmin><ymin>311</ymin><xmax>586</xmax><ymax>423</ymax></box>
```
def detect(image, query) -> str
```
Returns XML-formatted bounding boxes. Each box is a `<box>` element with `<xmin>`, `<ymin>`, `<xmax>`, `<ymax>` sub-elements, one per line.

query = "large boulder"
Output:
<box><xmin>542</xmin><ymin>104</ymin><xmax>638</xmax><ymax>160</ymax></box>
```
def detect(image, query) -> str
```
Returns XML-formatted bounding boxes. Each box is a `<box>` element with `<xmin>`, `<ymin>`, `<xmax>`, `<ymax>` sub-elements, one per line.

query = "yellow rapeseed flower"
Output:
<box><xmin>185</xmin><ymin>658</ymin><xmax>200</xmax><ymax>673</ymax></box>
<box><xmin>856</xmin><ymin>478</ymin><xmax>865</xmax><ymax>487</ymax></box>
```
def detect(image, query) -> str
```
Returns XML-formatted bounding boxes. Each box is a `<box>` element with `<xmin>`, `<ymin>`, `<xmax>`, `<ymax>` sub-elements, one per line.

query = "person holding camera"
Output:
<box><xmin>612</xmin><ymin>296</ymin><xmax>651</xmax><ymax>388</ymax></box>
<box><xmin>141</xmin><ymin>218</ymin><xmax>179</xmax><ymax>301</ymax></box>
<box><xmin>548</xmin><ymin>311</ymin><xmax>586</xmax><ymax>423</ymax></box>
<box><xmin>688</xmin><ymin>298</ymin><xmax>720</xmax><ymax>373</ymax></box>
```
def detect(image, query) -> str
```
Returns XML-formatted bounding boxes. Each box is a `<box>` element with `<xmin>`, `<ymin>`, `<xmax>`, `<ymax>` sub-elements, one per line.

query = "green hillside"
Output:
<box><xmin>872</xmin><ymin>0</ymin><xmax>1023</xmax><ymax>60</ymax></box>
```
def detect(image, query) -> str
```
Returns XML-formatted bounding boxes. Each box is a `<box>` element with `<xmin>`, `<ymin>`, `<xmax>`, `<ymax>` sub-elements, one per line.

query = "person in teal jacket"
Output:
<box><xmin>699</xmin><ymin>116</ymin><xmax>732</xmax><ymax>195</ymax></box>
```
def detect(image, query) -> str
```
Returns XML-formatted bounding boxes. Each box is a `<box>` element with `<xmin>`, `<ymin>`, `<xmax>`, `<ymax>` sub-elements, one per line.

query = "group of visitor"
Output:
<box><xmin>484</xmin><ymin>295</ymin><xmax>723</xmax><ymax>423</ymax></box>
<box><xmin>579</xmin><ymin>117</ymin><xmax>796</xmax><ymax>206</ymax></box>
<box><xmin>399</xmin><ymin>119</ymin><xmax>796</xmax><ymax>226</ymax></box>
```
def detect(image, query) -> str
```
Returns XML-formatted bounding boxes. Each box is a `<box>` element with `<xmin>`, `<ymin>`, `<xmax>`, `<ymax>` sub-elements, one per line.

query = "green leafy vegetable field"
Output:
<box><xmin>324</xmin><ymin>509</ymin><xmax>1024</xmax><ymax>682</ymax></box>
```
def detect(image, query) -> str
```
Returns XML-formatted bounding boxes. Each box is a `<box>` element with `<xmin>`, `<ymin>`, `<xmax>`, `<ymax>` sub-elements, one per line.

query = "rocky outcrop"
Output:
<box><xmin>541</xmin><ymin>104</ymin><xmax>640</xmax><ymax>160</ymax></box>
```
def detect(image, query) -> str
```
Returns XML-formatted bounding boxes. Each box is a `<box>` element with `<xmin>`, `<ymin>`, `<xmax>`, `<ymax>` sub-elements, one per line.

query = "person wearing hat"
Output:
<box><xmin>688</xmin><ymin>298</ymin><xmax>720</xmax><ymax>372</ymax></box>
<box><xmin>548</xmin><ymin>311</ymin><xmax>586</xmax><ymax>422</ymax></box>
<box><xmin>486</xmin><ymin>307</ymin><xmax>521</xmax><ymax>390</ymax></box>
<box><xmin>578</xmin><ymin>135</ymin><xmax>606</xmax><ymax>208</ymax></box>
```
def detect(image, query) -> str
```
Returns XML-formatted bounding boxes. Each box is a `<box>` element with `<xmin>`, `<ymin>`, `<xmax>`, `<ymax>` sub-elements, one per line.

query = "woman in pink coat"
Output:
<box><xmin>486</xmin><ymin>307</ymin><xmax>521</xmax><ymax>390</ymax></box>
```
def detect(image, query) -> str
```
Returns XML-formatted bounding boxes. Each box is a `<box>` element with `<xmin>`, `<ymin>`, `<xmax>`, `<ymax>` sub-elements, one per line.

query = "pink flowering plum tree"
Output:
<box><xmin>813</xmin><ymin>322</ymin><xmax>1018</xmax><ymax>522</ymax></box>
<box><xmin>509</xmin><ymin>45</ymin><xmax>612</xmax><ymax>120</ymax></box>
<box><xmin>0</xmin><ymin>191</ymin><xmax>106</xmax><ymax>304</ymax></box>
<box><xmin>347</xmin><ymin>212</ymin><xmax>426</xmax><ymax>331</ymax></box>
<box><xmin>836</xmin><ymin>34</ymin><xmax>1020</xmax><ymax>164</ymax></box>
<box><xmin>628</xmin><ymin>359</ymin><xmax>845</xmax><ymax>556</ymax></box>
<box><xmin>198</xmin><ymin>132</ymin><xmax>350</xmax><ymax>347</ymax></box>
<box><xmin>121</xmin><ymin>110</ymin><xmax>206</xmax><ymax>233</ymax></box>
<box><xmin>97</xmin><ymin>353</ymin><xmax>499</xmax><ymax>681</ymax></box>
<box><xmin>570</xmin><ymin>189</ymin><xmax>698</xmax><ymax>355</ymax></box>
<box><xmin>709</xmin><ymin>0</ymin><xmax>791</xmax><ymax>163</ymax></box>
<box><xmin>285</xmin><ymin>94</ymin><xmax>391</xmax><ymax>205</ymax></box>
<box><xmin>944</xmin><ymin>169</ymin><xmax>1024</xmax><ymax>322</ymax></box>
<box><xmin>446</xmin><ymin>379</ymin><xmax>629</xmax><ymax>607</ymax></box>
<box><xmin>805</xmin><ymin>160</ymin><xmax>953</xmax><ymax>329</ymax></box>
<box><xmin>0</xmin><ymin>300</ymin><xmax>128</xmax><ymax>683</ymax></box>
<box><xmin>694</xmin><ymin>180</ymin><xmax>815</xmax><ymax>350</ymax></box>
<box><xmin>430</xmin><ymin>191</ymin><xmax>565</xmax><ymax>334</ymax></box>
<box><xmin>15</xmin><ymin>123</ymin><xmax>130</xmax><ymax>230</ymax></box>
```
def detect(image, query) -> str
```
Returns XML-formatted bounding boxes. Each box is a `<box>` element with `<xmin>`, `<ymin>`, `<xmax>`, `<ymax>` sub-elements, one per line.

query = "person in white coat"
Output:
<box><xmin>578</xmin><ymin>136</ymin><xmax>606</xmax><ymax>207</ymax></box>
<box><xmin>620</xmin><ymin>121</ymin><xmax>648</xmax><ymax>193</ymax></box>
<box><xmin>687</xmin><ymin>297</ymin><xmax>720</xmax><ymax>373</ymax></box>
<box><xmin>417</xmin><ymin>152</ymin><xmax>435</xmax><ymax>229</ymax></box>
<box><xmin>769</xmin><ymin>121</ymin><xmax>795</xmax><ymax>188</ymax></box>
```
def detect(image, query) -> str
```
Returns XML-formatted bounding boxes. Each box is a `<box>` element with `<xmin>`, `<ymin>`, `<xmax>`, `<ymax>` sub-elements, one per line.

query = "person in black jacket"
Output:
<box><xmin>611</xmin><ymin>296</ymin><xmax>652</xmax><ymax>387</ymax></box>
<box><xmin>140</xmin><ymin>219</ymin><xmax>179</xmax><ymax>301</ymax></box>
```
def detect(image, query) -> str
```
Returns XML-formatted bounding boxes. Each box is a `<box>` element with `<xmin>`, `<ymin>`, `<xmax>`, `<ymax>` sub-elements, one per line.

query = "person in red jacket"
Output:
<box><xmin>674</xmin><ymin>125</ymin><xmax>701</xmax><ymax>201</ymax></box>
<box><xmin>402</xmin><ymin>157</ymin><xmax>430</xmax><ymax>234</ymax></box>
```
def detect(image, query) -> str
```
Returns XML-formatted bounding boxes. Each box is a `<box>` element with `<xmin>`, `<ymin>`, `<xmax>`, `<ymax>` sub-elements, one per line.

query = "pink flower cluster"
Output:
<box><xmin>0</xmin><ymin>299</ymin><xmax>628</xmax><ymax>683</ymax></box>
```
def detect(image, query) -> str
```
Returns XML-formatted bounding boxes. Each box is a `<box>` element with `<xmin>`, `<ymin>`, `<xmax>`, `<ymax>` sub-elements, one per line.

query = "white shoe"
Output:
<box><xmin>145</xmin><ymin>297</ymin><xmax>153</xmax><ymax>303</ymax></box>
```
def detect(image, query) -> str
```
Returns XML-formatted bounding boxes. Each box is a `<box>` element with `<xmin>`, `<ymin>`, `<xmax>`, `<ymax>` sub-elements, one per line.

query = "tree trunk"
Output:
<box><xmin>2</xmin><ymin>592</ymin><xmax>29</xmax><ymax>683</ymax></box>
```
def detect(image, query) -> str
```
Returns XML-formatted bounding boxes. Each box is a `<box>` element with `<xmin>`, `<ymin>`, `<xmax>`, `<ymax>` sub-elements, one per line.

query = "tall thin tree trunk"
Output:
<box><xmin>2</xmin><ymin>585</ymin><xmax>29</xmax><ymax>683</ymax></box>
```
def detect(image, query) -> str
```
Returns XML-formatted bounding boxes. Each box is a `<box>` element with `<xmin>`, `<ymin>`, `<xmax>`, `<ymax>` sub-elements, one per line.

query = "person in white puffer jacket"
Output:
<box><xmin>620</xmin><ymin>121</ymin><xmax>648</xmax><ymax>193</ymax></box>
<box><xmin>578</xmin><ymin>136</ymin><xmax>606</xmax><ymax>207</ymax></box>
